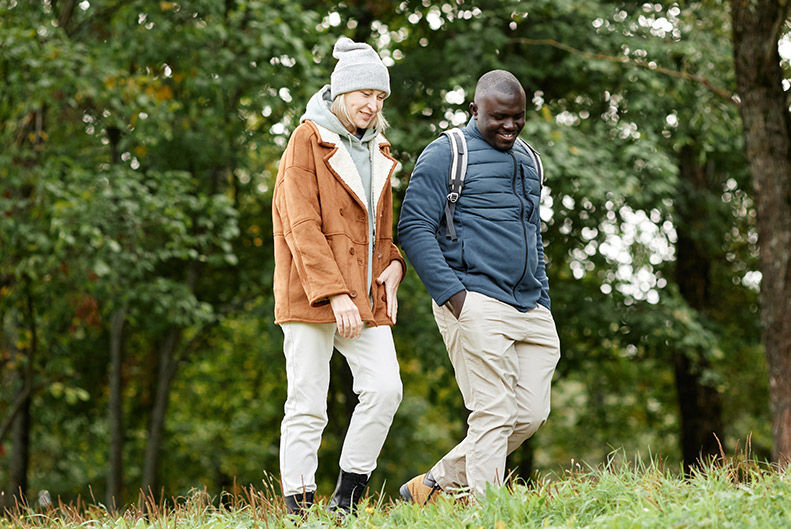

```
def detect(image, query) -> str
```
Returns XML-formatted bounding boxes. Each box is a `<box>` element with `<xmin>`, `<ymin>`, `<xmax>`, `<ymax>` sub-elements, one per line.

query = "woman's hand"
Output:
<box><xmin>330</xmin><ymin>293</ymin><xmax>362</xmax><ymax>338</ymax></box>
<box><xmin>376</xmin><ymin>260</ymin><xmax>404</xmax><ymax>323</ymax></box>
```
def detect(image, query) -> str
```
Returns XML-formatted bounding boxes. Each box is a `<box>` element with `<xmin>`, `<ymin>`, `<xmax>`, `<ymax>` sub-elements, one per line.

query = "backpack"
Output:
<box><xmin>440</xmin><ymin>128</ymin><xmax>544</xmax><ymax>241</ymax></box>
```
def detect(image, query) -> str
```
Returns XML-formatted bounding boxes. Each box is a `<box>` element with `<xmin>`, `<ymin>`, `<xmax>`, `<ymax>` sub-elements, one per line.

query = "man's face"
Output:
<box><xmin>470</xmin><ymin>90</ymin><xmax>526</xmax><ymax>151</ymax></box>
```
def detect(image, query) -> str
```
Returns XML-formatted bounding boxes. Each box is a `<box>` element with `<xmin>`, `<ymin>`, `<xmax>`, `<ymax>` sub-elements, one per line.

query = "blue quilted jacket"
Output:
<box><xmin>398</xmin><ymin>118</ymin><xmax>550</xmax><ymax>311</ymax></box>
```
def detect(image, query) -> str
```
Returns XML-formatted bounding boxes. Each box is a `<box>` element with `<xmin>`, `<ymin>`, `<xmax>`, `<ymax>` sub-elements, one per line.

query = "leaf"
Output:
<box><xmin>541</xmin><ymin>105</ymin><xmax>553</xmax><ymax>123</ymax></box>
<box><xmin>155</xmin><ymin>85</ymin><xmax>174</xmax><ymax>101</ymax></box>
<box><xmin>94</xmin><ymin>260</ymin><xmax>111</xmax><ymax>277</ymax></box>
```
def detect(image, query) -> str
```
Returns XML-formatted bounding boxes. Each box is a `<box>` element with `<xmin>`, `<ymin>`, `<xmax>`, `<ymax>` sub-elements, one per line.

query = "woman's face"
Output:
<box><xmin>344</xmin><ymin>89</ymin><xmax>386</xmax><ymax>131</ymax></box>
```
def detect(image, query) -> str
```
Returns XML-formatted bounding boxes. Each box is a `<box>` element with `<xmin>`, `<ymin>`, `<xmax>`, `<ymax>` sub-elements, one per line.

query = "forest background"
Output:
<box><xmin>2</xmin><ymin>0</ymin><xmax>790</xmax><ymax>511</ymax></box>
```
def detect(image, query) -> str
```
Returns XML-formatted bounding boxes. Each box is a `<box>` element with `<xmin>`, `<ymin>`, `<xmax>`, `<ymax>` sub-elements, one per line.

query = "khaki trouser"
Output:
<box><xmin>279</xmin><ymin>322</ymin><xmax>402</xmax><ymax>496</ymax></box>
<box><xmin>430</xmin><ymin>291</ymin><xmax>561</xmax><ymax>498</ymax></box>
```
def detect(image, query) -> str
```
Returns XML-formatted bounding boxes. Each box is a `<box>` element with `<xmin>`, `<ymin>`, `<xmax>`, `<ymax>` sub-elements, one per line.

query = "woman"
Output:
<box><xmin>272</xmin><ymin>37</ymin><xmax>405</xmax><ymax>516</ymax></box>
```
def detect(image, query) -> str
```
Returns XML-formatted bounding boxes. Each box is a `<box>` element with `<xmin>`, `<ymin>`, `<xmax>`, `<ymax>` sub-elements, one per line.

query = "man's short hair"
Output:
<box><xmin>474</xmin><ymin>70</ymin><xmax>524</xmax><ymax>101</ymax></box>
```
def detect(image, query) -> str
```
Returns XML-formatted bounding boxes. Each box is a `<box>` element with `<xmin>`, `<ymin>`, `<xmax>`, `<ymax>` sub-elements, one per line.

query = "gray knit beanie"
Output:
<box><xmin>330</xmin><ymin>37</ymin><xmax>390</xmax><ymax>99</ymax></box>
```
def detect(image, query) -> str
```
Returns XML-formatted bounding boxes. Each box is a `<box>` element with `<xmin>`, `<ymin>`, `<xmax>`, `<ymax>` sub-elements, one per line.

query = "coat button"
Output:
<box><xmin>350</xmin><ymin>291</ymin><xmax>357</xmax><ymax>298</ymax></box>
<box><xmin>349</xmin><ymin>248</ymin><xmax>355</xmax><ymax>255</ymax></box>
<box><xmin>377</xmin><ymin>252</ymin><xmax>382</xmax><ymax>259</ymax></box>
<box><xmin>381</xmin><ymin>295</ymin><xmax>386</xmax><ymax>301</ymax></box>
<box><xmin>357</xmin><ymin>258</ymin><xmax>363</xmax><ymax>265</ymax></box>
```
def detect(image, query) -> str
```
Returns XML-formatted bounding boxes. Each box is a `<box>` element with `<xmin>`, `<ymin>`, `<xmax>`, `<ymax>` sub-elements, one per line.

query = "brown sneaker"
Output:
<box><xmin>399</xmin><ymin>472</ymin><xmax>442</xmax><ymax>505</ymax></box>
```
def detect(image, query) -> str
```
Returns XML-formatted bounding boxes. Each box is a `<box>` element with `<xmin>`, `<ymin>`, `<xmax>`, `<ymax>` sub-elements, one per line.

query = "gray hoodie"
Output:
<box><xmin>301</xmin><ymin>84</ymin><xmax>379</xmax><ymax>296</ymax></box>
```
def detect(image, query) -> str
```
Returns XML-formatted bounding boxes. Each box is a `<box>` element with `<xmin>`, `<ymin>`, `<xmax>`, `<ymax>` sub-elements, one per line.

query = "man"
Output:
<box><xmin>397</xmin><ymin>70</ymin><xmax>561</xmax><ymax>501</ymax></box>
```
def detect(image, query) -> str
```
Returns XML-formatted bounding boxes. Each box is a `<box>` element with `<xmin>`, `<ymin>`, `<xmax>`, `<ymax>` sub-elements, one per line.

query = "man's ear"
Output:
<box><xmin>469</xmin><ymin>102</ymin><xmax>478</xmax><ymax>118</ymax></box>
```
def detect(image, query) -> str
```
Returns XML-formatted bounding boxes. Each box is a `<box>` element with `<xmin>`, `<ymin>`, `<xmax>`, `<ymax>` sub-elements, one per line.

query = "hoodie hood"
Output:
<box><xmin>301</xmin><ymin>84</ymin><xmax>378</xmax><ymax>143</ymax></box>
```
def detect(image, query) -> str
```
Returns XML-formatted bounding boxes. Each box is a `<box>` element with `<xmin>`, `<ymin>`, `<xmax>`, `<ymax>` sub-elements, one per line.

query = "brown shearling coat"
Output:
<box><xmin>273</xmin><ymin>120</ymin><xmax>405</xmax><ymax>326</ymax></box>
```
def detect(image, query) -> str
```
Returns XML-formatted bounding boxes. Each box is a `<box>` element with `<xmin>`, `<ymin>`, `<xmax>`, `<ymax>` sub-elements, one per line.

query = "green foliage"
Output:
<box><xmin>0</xmin><ymin>0</ymin><xmax>769</xmax><ymax>509</ymax></box>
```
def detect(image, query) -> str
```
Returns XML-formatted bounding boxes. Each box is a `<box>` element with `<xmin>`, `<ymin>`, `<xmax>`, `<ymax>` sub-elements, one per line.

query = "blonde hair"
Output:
<box><xmin>331</xmin><ymin>92</ymin><xmax>390</xmax><ymax>133</ymax></box>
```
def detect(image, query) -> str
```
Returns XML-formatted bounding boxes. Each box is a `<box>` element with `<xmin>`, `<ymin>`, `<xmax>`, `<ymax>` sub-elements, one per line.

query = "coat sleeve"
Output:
<box><xmin>388</xmin><ymin>242</ymin><xmax>406</xmax><ymax>281</ymax></box>
<box><xmin>274</xmin><ymin>127</ymin><xmax>350</xmax><ymax>305</ymax></box>
<box><xmin>397</xmin><ymin>137</ymin><xmax>466</xmax><ymax>306</ymax></box>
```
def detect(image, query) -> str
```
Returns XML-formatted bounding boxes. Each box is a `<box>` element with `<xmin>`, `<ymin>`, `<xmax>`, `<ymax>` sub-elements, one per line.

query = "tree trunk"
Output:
<box><xmin>1</xmin><ymin>312</ymin><xmax>22</xmax><ymax>446</ymax></box>
<box><xmin>141</xmin><ymin>326</ymin><xmax>181</xmax><ymax>495</ymax></box>
<box><xmin>106</xmin><ymin>108</ymin><xmax>125</xmax><ymax>507</ymax></box>
<box><xmin>673</xmin><ymin>145</ymin><xmax>724</xmax><ymax>468</ymax></box>
<box><xmin>7</xmin><ymin>290</ymin><xmax>38</xmax><ymax>506</ymax></box>
<box><xmin>140</xmin><ymin>254</ymin><xmax>206</xmax><ymax>495</ymax></box>
<box><xmin>1</xmin><ymin>309</ymin><xmax>24</xmax><ymax>513</ymax></box>
<box><xmin>732</xmin><ymin>0</ymin><xmax>791</xmax><ymax>468</ymax></box>
<box><xmin>671</xmin><ymin>350</ymin><xmax>724</xmax><ymax>466</ymax></box>
<box><xmin>8</xmin><ymin>393</ymin><xmax>31</xmax><ymax>507</ymax></box>
<box><xmin>107</xmin><ymin>305</ymin><xmax>127</xmax><ymax>508</ymax></box>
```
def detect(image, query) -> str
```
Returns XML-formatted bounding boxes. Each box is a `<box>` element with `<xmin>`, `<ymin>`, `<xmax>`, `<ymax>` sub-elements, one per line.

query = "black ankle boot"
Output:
<box><xmin>284</xmin><ymin>491</ymin><xmax>314</xmax><ymax>515</ymax></box>
<box><xmin>327</xmin><ymin>470</ymin><xmax>369</xmax><ymax>515</ymax></box>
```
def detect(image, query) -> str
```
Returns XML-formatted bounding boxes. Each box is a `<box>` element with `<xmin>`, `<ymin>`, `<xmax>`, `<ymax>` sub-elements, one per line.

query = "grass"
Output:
<box><xmin>2</xmin><ymin>451</ymin><xmax>789</xmax><ymax>528</ymax></box>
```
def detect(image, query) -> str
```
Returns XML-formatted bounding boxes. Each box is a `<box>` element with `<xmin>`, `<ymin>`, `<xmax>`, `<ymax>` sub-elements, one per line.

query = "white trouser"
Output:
<box><xmin>430</xmin><ymin>292</ymin><xmax>561</xmax><ymax>498</ymax></box>
<box><xmin>279</xmin><ymin>322</ymin><xmax>402</xmax><ymax>496</ymax></box>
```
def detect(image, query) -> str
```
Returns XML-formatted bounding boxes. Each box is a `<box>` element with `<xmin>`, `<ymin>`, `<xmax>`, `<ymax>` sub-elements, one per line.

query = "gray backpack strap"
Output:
<box><xmin>517</xmin><ymin>137</ymin><xmax>544</xmax><ymax>186</ymax></box>
<box><xmin>440</xmin><ymin>128</ymin><xmax>468</xmax><ymax>242</ymax></box>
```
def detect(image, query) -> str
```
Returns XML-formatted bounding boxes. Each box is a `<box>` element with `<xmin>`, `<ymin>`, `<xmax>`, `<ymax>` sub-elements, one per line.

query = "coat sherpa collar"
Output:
<box><xmin>310</xmin><ymin>121</ymin><xmax>397</xmax><ymax>210</ymax></box>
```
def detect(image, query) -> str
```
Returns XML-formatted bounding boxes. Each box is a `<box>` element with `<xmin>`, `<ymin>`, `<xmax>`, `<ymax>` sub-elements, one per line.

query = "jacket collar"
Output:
<box><xmin>465</xmin><ymin>117</ymin><xmax>483</xmax><ymax>141</ymax></box>
<box><xmin>310</xmin><ymin>121</ymin><xmax>397</xmax><ymax>210</ymax></box>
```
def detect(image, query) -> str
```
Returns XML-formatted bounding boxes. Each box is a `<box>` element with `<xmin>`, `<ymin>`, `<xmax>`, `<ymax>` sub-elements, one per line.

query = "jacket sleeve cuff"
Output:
<box><xmin>435</xmin><ymin>285</ymin><xmax>466</xmax><ymax>307</ymax></box>
<box><xmin>308</xmin><ymin>287</ymin><xmax>350</xmax><ymax>307</ymax></box>
<box><xmin>538</xmin><ymin>291</ymin><xmax>551</xmax><ymax>310</ymax></box>
<box><xmin>389</xmin><ymin>245</ymin><xmax>407</xmax><ymax>282</ymax></box>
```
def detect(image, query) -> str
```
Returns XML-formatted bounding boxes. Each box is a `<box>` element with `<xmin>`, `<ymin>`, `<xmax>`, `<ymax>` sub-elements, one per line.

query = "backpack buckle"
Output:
<box><xmin>447</xmin><ymin>192</ymin><xmax>459</xmax><ymax>203</ymax></box>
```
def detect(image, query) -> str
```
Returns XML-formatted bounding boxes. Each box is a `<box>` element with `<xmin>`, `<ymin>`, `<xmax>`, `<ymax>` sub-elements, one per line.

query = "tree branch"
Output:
<box><xmin>513</xmin><ymin>37</ymin><xmax>737</xmax><ymax>104</ymax></box>
<box><xmin>170</xmin><ymin>295</ymin><xmax>259</xmax><ymax>378</ymax></box>
<box><xmin>0</xmin><ymin>376</ymin><xmax>69</xmax><ymax>444</ymax></box>
<box><xmin>56</xmin><ymin>0</ymin><xmax>76</xmax><ymax>31</ymax></box>
<box><xmin>763</xmin><ymin>4</ymin><xmax>791</xmax><ymax>74</ymax></box>
<box><xmin>66</xmin><ymin>1</ymin><xmax>126</xmax><ymax>38</ymax></box>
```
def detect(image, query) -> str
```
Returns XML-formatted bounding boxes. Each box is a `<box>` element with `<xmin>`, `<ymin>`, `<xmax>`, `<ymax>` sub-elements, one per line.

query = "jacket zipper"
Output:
<box><xmin>510</xmin><ymin>152</ymin><xmax>530</xmax><ymax>294</ymax></box>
